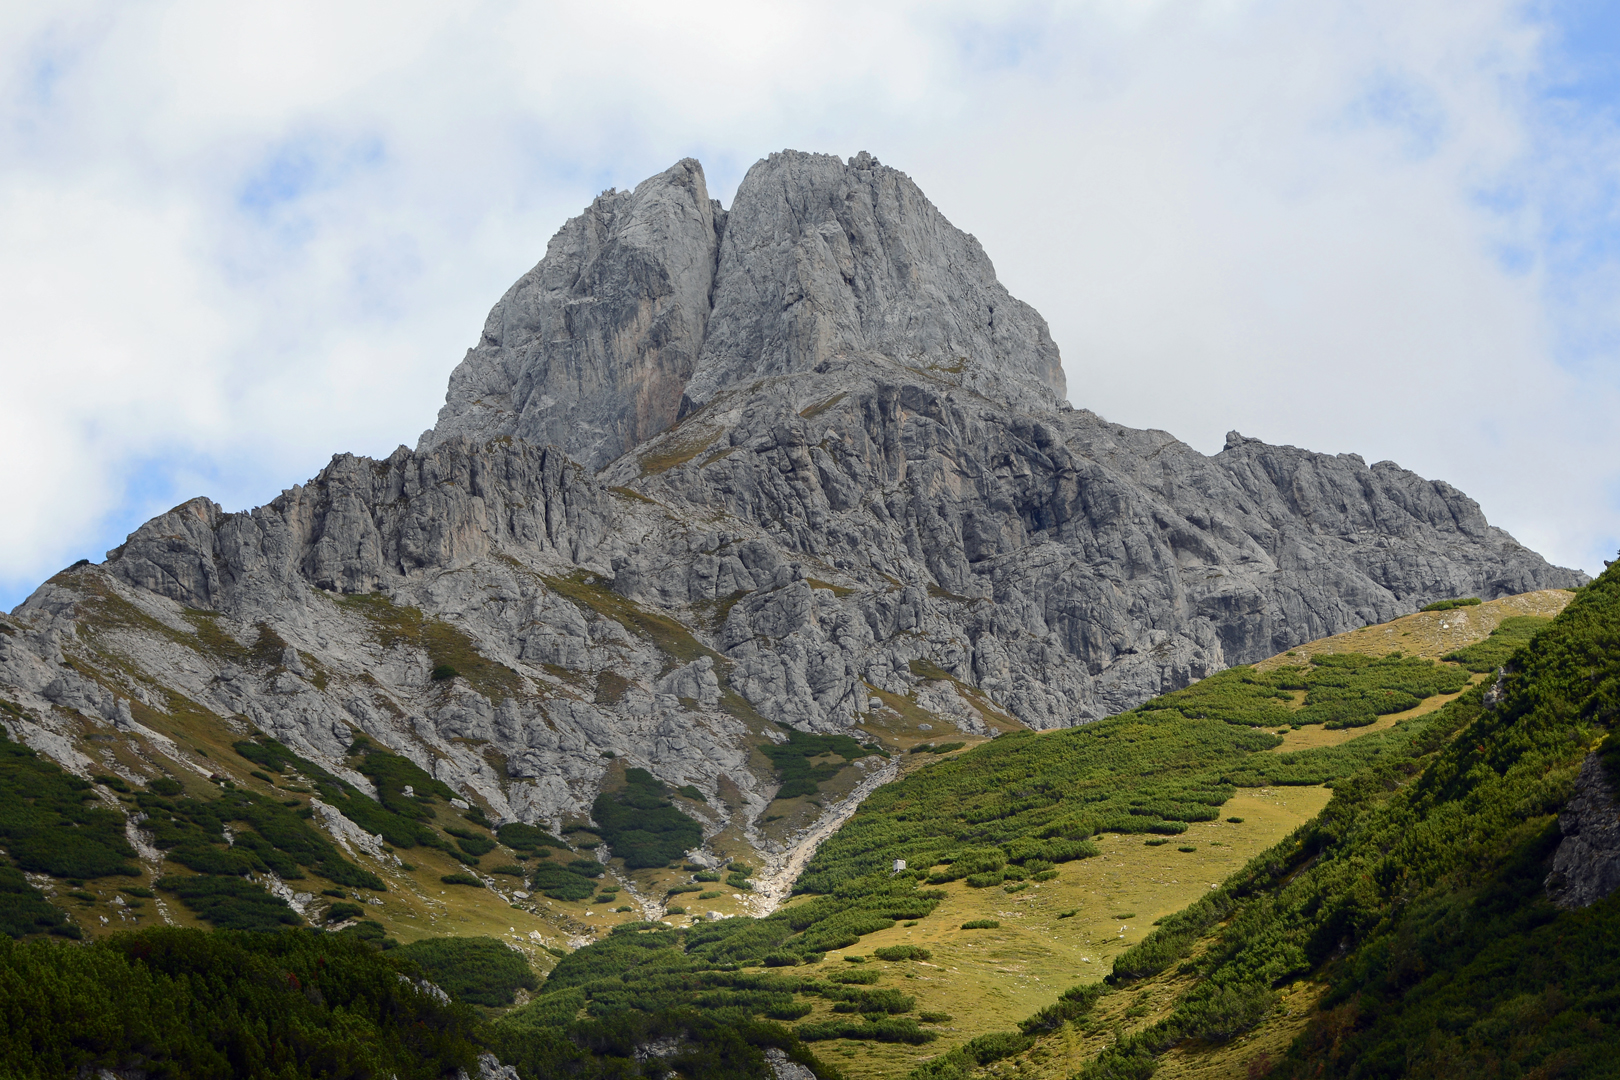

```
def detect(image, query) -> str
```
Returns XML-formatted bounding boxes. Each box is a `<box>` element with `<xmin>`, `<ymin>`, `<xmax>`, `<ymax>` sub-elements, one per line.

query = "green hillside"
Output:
<box><xmin>479</xmin><ymin>612</ymin><xmax>1524</xmax><ymax>1077</ymax></box>
<box><xmin>948</xmin><ymin>569</ymin><xmax>1618</xmax><ymax>1079</ymax></box>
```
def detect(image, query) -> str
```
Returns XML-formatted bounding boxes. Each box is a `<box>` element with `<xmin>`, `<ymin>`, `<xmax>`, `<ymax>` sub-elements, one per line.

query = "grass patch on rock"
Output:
<box><xmin>336</xmin><ymin>592</ymin><xmax>523</xmax><ymax>703</ymax></box>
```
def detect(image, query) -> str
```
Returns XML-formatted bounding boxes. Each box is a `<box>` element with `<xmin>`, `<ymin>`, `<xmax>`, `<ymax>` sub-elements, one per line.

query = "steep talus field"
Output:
<box><xmin>0</xmin><ymin>146</ymin><xmax>1596</xmax><ymax>1079</ymax></box>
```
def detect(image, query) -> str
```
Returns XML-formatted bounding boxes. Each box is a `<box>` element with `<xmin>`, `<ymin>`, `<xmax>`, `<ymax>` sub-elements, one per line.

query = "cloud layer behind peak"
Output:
<box><xmin>2</xmin><ymin>0</ymin><xmax>1617</xmax><ymax>608</ymax></box>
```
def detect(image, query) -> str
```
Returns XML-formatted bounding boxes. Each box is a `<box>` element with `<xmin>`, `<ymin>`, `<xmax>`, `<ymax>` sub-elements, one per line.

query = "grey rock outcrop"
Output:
<box><xmin>0</xmin><ymin>149</ymin><xmax>1588</xmax><ymax>889</ymax></box>
<box><xmin>425</xmin><ymin>151</ymin><xmax>1065</xmax><ymax>471</ymax></box>
<box><xmin>764</xmin><ymin>1047</ymin><xmax>819</xmax><ymax>1080</ymax></box>
<box><xmin>1546</xmin><ymin>753</ymin><xmax>1620</xmax><ymax>909</ymax></box>
<box><xmin>678</xmin><ymin>150</ymin><xmax>1065</xmax><ymax>417</ymax></box>
<box><xmin>424</xmin><ymin>158</ymin><xmax>723</xmax><ymax>472</ymax></box>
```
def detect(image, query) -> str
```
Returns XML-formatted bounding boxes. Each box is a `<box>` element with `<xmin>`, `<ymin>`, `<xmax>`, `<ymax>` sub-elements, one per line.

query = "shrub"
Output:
<box><xmin>444</xmin><ymin>827</ymin><xmax>496</xmax><ymax>857</ymax></box>
<box><xmin>962</xmin><ymin>1030</ymin><xmax>1035</xmax><ymax>1064</ymax></box>
<box><xmin>828</xmin><ymin>968</ymin><xmax>879</xmax><ymax>984</ymax></box>
<box><xmin>233</xmin><ymin>734</ymin><xmax>444</xmax><ymax>859</ymax></box>
<box><xmin>0</xmin><ymin>865</ymin><xmax>76</xmax><ymax>939</ymax></box>
<box><xmin>1420</xmin><ymin>597</ymin><xmax>1481</xmax><ymax>612</ymax></box>
<box><xmin>1021</xmin><ymin>982</ymin><xmax>1107</xmax><ymax>1035</ymax></box>
<box><xmin>0</xmin><ymin>733</ymin><xmax>140</xmax><ymax>879</ymax></box>
<box><xmin>155</xmin><ymin>875</ymin><xmax>301</xmax><ymax>931</ymax></box>
<box><xmin>590</xmin><ymin>769</ymin><xmax>701</xmax><ymax>869</ymax></box>
<box><xmin>961</xmin><ymin>920</ymin><xmax>1000</xmax><ymax>930</ymax></box>
<box><xmin>1444</xmin><ymin>615</ymin><xmax>1554</xmax><ymax>672</ymax></box>
<box><xmin>759</xmin><ymin>729</ymin><xmax>876</xmax><ymax>799</ymax></box>
<box><xmin>796</xmin><ymin>1017</ymin><xmax>935</xmax><ymax>1044</ymax></box>
<box><xmin>529</xmin><ymin>865</ymin><xmax>593</xmax><ymax>901</ymax></box>
<box><xmin>872</xmin><ymin>945</ymin><xmax>931</xmax><ymax>961</ymax></box>
<box><xmin>1174</xmin><ymin>981</ymin><xmax>1276</xmax><ymax>1043</ymax></box>
<box><xmin>440</xmin><ymin>873</ymin><xmax>483</xmax><ymax>888</ymax></box>
<box><xmin>325</xmin><ymin>902</ymin><xmax>364</xmax><ymax>922</ymax></box>
<box><xmin>496</xmin><ymin>822</ymin><xmax>566</xmax><ymax>852</ymax></box>
<box><xmin>497</xmin><ymin>985</ymin><xmax>586</xmax><ymax>1033</ymax></box>
<box><xmin>393</xmin><ymin>935</ymin><xmax>538</xmax><ymax>1006</ymax></box>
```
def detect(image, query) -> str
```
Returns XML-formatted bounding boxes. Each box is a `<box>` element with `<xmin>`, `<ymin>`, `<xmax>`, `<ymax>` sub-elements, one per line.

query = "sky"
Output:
<box><xmin>2</xmin><ymin>0</ymin><xmax>1618</xmax><ymax>610</ymax></box>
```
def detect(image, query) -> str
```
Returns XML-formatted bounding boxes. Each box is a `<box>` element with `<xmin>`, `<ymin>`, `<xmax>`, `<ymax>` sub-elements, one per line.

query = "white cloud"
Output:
<box><xmin>1</xmin><ymin>0</ymin><xmax>1617</xmax><ymax>606</ymax></box>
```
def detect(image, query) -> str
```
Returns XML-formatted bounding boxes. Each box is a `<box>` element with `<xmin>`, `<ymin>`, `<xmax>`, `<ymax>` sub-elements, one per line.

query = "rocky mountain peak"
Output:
<box><xmin>0</xmin><ymin>148</ymin><xmax>1589</xmax><ymax>907</ymax></box>
<box><xmin>422</xmin><ymin>151</ymin><xmax>1065</xmax><ymax>472</ymax></box>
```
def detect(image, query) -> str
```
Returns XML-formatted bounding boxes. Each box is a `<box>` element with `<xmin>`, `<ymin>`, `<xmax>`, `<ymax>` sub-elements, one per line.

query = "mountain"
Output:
<box><xmin>0</xmin><ymin>149</ymin><xmax>1586</xmax><ymax>921</ymax></box>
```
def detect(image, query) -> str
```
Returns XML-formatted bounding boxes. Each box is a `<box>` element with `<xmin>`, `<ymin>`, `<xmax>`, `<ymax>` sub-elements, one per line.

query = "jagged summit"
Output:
<box><xmin>422</xmin><ymin>151</ymin><xmax>1066</xmax><ymax>472</ymax></box>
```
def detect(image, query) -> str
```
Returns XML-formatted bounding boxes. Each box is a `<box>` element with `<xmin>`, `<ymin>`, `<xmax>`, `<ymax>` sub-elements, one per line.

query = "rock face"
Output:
<box><xmin>0</xmin><ymin>150</ymin><xmax>1588</xmax><ymax>875</ymax></box>
<box><xmin>424</xmin><ymin>151</ymin><xmax>1065</xmax><ymax>469</ymax></box>
<box><xmin>1546</xmin><ymin>753</ymin><xmax>1620</xmax><ymax>909</ymax></box>
<box><xmin>426</xmin><ymin>158</ymin><xmax>723</xmax><ymax>472</ymax></box>
<box><xmin>676</xmin><ymin>150</ymin><xmax>1065</xmax><ymax>417</ymax></box>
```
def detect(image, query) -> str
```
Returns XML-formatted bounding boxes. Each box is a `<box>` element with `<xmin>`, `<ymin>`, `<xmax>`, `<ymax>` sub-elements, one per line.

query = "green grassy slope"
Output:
<box><xmin>970</xmin><ymin>572</ymin><xmax>1618</xmax><ymax>1080</ymax></box>
<box><xmin>800</xmin><ymin>651</ymin><xmax>1473</xmax><ymax>898</ymax></box>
